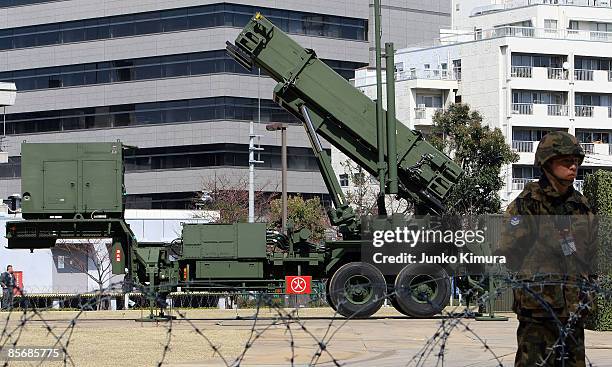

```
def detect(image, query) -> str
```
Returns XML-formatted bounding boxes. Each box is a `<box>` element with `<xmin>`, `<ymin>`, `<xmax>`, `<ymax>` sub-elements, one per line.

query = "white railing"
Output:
<box><xmin>548</xmin><ymin>68</ymin><xmax>568</xmax><ymax>80</ymax></box>
<box><xmin>547</xmin><ymin>104</ymin><xmax>568</xmax><ymax>116</ymax></box>
<box><xmin>480</xmin><ymin>26</ymin><xmax>612</xmax><ymax>43</ymax></box>
<box><xmin>575</xmin><ymin>105</ymin><xmax>594</xmax><ymax>117</ymax></box>
<box><xmin>575</xmin><ymin>69</ymin><xmax>594</xmax><ymax>81</ymax></box>
<box><xmin>415</xmin><ymin>108</ymin><xmax>427</xmax><ymax>119</ymax></box>
<box><xmin>512</xmin><ymin>140</ymin><xmax>536</xmax><ymax>152</ymax></box>
<box><xmin>580</xmin><ymin>143</ymin><xmax>594</xmax><ymax>154</ymax></box>
<box><xmin>512</xmin><ymin>103</ymin><xmax>533</xmax><ymax>115</ymax></box>
<box><xmin>574</xmin><ymin>180</ymin><xmax>584</xmax><ymax>193</ymax></box>
<box><xmin>512</xmin><ymin>178</ymin><xmax>537</xmax><ymax>190</ymax></box>
<box><xmin>397</xmin><ymin>69</ymin><xmax>457</xmax><ymax>81</ymax></box>
<box><xmin>504</xmin><ymin>0</ymin><xmax>612</xmax><ymax>8</ymax></box>
<box><xmin>511</xmin><ymin>66</ymin><xmax>532</xmax><ymax>78</ymax></box>
<box><xmin>407</xmin><ymin>25</ymin><xmax>612</xmax><ymax>50</ymax></box>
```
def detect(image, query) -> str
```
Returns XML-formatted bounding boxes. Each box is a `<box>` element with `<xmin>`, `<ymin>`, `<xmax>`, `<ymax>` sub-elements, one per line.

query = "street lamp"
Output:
<box><xmin>266</xmin><ymin>122</ymin><xmax>288</xmax><ymax>234</ymax></box>
<box><xmin>0</xmin><ymin>82</ymin><xmax>17</xmax><ymax>164</ymax></box>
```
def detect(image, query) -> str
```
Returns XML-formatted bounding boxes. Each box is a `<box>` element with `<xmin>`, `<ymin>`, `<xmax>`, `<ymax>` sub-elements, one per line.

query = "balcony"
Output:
<box><xmin>511</xmin><ymin>66</ymin><xmax>532</xmax><ymax>78</ymax></box>
<box><xmin>397</xmin><ymin>69</ymin><xmax>457</xmax><ymax>81</ymax></box>
<box><xmin>414</xmin><ymin>107</ymin><xmax>442</xmax><ymax>123</ymax></box>
<box><xmin>575</xmin><ymin>69</ymin><xmax>594</xmax><ymax>81</ymax></box>
<box><xmin>575</xmin><ymin>105</ymin><xmax>594</xmax><ymax>117</ymax></box>
<box><xmin>580</xmin><ymin>143</ymin><xmax>594</xmax><ymax>154</ymax></box>
<box><xmin>512</xmin><ymin>140</ymin><xmax>536</xmax><ymax>153</ymax></box>
<box><xmin>513</xmin><ymin>178</ymin><xmax>585</xmax><ymax>192</ymax></box>
<box><xmin>547</xmin><ymin>68</ymin><xmax>568</xmax><ymax>80</ymax></box>
<box><xmin>512</xmin><ymin>178</ymin><xmax>537</xmax><ymax>190</ymax></box>
<box><xmin>512</xmin><ymin>103</ymin><xmax>533</xmax><ymax>115</ymax></box>
<box><xmin>579</xmin><ymin>142</ymin><xmax>612</xmax><ymax>155</ymax></box>
<box><xmin>547</xmin><ymin>104</ymin><xmax>568</xmax><ymax>116</ymax></box>
<box><xmin>476</xmin><ymin>26</ymin><xmax>612</xmax><ymax>44</ymax></box>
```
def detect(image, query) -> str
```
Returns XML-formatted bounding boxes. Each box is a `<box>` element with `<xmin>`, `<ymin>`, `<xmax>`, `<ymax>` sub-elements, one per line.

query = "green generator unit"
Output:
<box><xmin>181</xmin><ymin>222</ymin><xmax>267</xmax><ymax>279</ymax></box>
<box><xmin>20</xmin><ymin>142</ymin><xmax>124</xmax><ymax>219</ymax></box>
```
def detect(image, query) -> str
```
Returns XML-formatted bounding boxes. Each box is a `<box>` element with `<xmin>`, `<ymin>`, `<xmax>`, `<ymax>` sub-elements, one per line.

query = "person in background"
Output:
<box><xmin>0</xmin><ymin>264</ymin><xmax>16</xmax><ymax>311</ymax></box>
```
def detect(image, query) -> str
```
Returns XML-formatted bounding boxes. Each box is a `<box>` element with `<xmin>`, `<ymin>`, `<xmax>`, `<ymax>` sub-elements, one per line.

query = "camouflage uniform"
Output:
<box><xmin>498</xmin><ymin>132</ymin><xmax>596</xmax><ymax>367</ymax></box>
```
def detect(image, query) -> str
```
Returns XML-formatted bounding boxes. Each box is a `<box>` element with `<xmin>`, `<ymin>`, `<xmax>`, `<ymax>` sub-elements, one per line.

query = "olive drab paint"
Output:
<box><xmin>20</xmin><ymin>142</ymin><xmax>124</xmax><ymax>219</ymax></box>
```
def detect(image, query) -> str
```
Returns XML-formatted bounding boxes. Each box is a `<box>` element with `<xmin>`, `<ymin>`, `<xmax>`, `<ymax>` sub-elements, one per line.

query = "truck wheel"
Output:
<box><xmin>394</xmin><ymin>264</ymin><xmax>450</xmax><ymax>318</ymax></box>
<box><xmin>329</xmin><ymin>262</ymin><xmax>386</xmax><ymax>318</ymax></box>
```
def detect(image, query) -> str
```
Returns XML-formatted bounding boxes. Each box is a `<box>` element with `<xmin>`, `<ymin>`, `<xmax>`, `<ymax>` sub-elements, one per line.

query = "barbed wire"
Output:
<box><xmin>0</xmin><ymin>274</ymin><xmax>610</xmax><ymax>367</ymax></box>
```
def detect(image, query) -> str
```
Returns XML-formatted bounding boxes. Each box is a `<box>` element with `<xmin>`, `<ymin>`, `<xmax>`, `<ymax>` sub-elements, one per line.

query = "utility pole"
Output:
<box><xmin>266</xmin><ymin>123</ymin><xmax>288</xmax><ymax>233</ymax></box>
<box><xmin>374</xmin><ymin>0</ymin><xmax>387</xmax><ymax>215</ymax></box>
<box><xmin>248</xmin><ymin>121</ymin><xmax>263</xmax><ymax>222</ymax></box>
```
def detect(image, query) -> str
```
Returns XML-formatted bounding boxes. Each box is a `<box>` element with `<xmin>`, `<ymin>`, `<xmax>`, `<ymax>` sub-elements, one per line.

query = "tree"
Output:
<box><xmin>195</xmin><ymin>172</ymin><xmax>277</xmax><ymax>223</ymax></box>
<box><xmin>339</xmin><ymin>159</ymin><xmax>412</xmax><ymax>216</ymax></box>
<box><xmin>269</xmin><ymin>195</ymin><xmax>329</xmax><ymax>242</ymax></box>
<box><xmin>430</xmin><ymin>103</ymin><xmax>519</xmax><ymax>214</ymax></box>
<box><xmin>55</xmin><ymin>239</ymin><xmax>115</xmax><ymax>310</ymax></box>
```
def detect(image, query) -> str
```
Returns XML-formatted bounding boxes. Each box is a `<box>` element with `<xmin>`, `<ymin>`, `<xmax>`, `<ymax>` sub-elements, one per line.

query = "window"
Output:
<box><xmin>0</xmin><ymin>4</ymin><xmax>368</xmax><ymax>52</ymax></box>
<box><xmin>569</xmin><ymin>21</ymin><xmax>580</xmax><ymax>30</ymax></box>
<box><xmin>513</xmin><ymin>166</ymin><xmax>541</xmax><ymax>179</ymax></box>
<box><xmin>4</xmin><ymin>97</ymin><xmax>301</xmax><ymax>136</ymax></box>
<box><xmin>576</xmin><ymin>130</ymin><xmax>610</xmax><ymax>143</ymax></box>
<box><xmin>339</xmin><ymin>174</ymin><xmax>349</xmax><ymax>187</ymax></box>
<box><xmin>544</xmin><ymin>19</ymin><xmax>557</xmax><ymax>29</ymax></box>
<box><xmin>0</xmin><ymin>51</ymin><xmax>365</xmax><ymax>92</ymax></box>
<box><xmin>416</xmin><ymin>95</ymin><xmax>443</xmax><ymax>108</ymax></box>
<box><xmin>512</xmin><ymin>129</ymin><xmax>551</xmax><ymax>141</ymax></box>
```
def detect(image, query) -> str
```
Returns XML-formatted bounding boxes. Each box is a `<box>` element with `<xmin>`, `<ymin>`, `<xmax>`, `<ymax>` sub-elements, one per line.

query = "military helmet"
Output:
<box><xmin>534</xmin><ymin>131</ymin><xmax>585</xmax><ymax>167</ymax></box>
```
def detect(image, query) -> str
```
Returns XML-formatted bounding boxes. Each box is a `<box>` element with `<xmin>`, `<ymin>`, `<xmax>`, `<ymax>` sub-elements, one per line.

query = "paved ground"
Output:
<box><xmin>1</xmin><ymin>307</ymin><xmax>611</xmax><ymax>366</ymax></box>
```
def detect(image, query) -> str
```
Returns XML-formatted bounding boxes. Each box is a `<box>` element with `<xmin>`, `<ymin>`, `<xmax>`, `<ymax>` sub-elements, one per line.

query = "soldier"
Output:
<box><xmin>0</xmin><ymin>265</ymin><xmax>16</xmax><ymax>311</ymax></box>
<box><xmin>498</xmin><ymin>131</ymin><xmax>596</xmax><ymax>367</ymax></box>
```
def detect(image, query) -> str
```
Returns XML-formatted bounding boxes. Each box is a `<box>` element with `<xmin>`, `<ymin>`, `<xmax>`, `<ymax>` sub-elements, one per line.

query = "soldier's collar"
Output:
<box><xmin>537</xmin><ymin>174</ymin><xmax>580</xmax><ymax>202</ymax></box>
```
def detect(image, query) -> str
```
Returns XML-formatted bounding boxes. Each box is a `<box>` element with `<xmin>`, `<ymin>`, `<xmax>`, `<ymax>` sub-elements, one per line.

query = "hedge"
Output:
<box><xmin>583</xmin><ymin>170</ymin><xmax>612</xmax><ymax>331</ymax></box>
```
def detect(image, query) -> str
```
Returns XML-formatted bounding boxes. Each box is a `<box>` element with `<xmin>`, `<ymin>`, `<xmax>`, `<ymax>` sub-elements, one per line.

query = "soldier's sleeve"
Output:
<box><xmin>495</xmin><ymin>198</ymin><xmax>534</xmax><ymax>272</ymax></box>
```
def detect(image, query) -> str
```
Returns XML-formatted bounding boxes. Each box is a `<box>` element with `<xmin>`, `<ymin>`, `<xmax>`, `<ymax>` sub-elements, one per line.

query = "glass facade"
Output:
<box><xmin>4</xmin><ymin>97</ymin><xmax>301</xmax><ymax>135</ymax></box>
<box><xmin>0</xmin><ymin>0</ymin><xmax>65</xmax><ymax>7</ymax></box>
<box><xmin>0</xmin><ymin>143</ymin><xmax>328</xmax><ymax>179</ymax></box>
<box><xmin>0</xmin><ymin>51</ymin><xmax>366</xmax><ymax>91</ymax></box>
<box><xmin>124</xmin><ymin>191</ymin><xmax>330</xmax><ymax>210</ymax></box>
<box><xmin>123</xmin><ymin>143</ymin><xmax>325</xmax><ymax>172</ymax></box>
<box><xmin>0</xmin><ymin>3</ymin><xmax>367</xmax><ymax>51</ymax></box>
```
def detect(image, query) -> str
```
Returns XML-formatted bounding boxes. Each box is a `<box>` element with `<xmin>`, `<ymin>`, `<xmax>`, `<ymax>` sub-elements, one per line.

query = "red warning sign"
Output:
<box><xmin>285</xmin><ymin>276</ymin><xmax>312</xmax><ymax>294</ymax></box>
<box><xmin>115</xmin><ymin>249</ymin><xmax>121</xmax><ymax>262</ymax></box>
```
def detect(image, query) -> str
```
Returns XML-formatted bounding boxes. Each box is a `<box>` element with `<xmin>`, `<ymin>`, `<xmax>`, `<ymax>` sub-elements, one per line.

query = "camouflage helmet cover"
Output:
<box><xmin>534</xmin><ymin>131</ymin><xmax>585</xmax><ymax>167</ymax></box>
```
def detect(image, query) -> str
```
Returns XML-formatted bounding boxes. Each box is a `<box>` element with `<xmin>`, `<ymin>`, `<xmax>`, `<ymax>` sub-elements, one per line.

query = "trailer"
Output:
<box><xmin>6</xmin><ymin>14</ymin><xmax>465</xmax><ymax>319</ymax></box>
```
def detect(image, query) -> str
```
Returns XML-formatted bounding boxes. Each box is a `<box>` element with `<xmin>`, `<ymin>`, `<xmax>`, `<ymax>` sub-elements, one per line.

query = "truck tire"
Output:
<box><xmin>329</xmin><ymin>262</ymin><xmax>386</xmax><ymax>318</ymax></box>
<box><xmin>394</xmin><ymin>263</ymin><xmax>450</xmax><ymax>318</ymax></box>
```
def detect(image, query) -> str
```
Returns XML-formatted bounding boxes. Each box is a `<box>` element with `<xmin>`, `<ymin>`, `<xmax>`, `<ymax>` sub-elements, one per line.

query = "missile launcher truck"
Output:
<box><xmin>5</xmin><ymin>14</ymin><xmax>463</xmax><ymax>318</ymax></box>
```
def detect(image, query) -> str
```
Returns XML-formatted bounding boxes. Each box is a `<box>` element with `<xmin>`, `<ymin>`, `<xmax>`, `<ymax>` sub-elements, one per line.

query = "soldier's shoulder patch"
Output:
<box><xmin>510</xmin><ymin>215</ymin><xmax>521</xmax><ymax>226</ymax></box>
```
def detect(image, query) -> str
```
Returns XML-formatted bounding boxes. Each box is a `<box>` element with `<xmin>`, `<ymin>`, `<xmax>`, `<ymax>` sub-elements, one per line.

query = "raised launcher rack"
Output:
<box><xmin>20</xmin><ymin>142</ymin><xmax>125</xmax><ymax>220</ymax></box>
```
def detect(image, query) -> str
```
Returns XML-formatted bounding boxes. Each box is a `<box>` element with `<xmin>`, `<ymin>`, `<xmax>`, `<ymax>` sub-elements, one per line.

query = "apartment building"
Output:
<box><xmin>350</xmin><ymin>0</ymin><xmax>612</xmax><ymax>206</ymax></box>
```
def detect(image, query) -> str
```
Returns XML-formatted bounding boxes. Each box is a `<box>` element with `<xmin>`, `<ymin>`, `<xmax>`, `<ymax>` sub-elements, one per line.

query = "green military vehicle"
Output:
<box><xmin>5</xmin><ymin>14</ymin><xmax>463</xmax><ymax>318</ymax></box>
